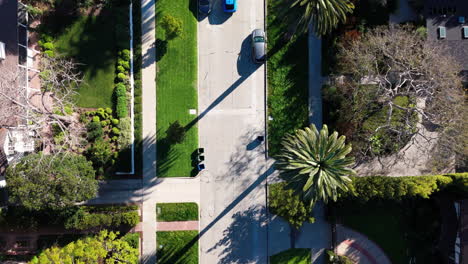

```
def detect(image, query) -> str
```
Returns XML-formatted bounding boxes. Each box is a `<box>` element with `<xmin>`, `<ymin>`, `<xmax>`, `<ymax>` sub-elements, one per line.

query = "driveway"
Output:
<box><xmin>197</xmin><ymin>0</ymin><xmax>268</xmax><ymax>262</ymax></box>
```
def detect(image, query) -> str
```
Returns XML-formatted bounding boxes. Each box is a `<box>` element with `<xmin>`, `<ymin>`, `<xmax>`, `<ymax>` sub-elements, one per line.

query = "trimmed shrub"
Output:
<box><xmin>100</xmin><ymin>121</ymin><xmax>108</xmax><ymax>127</ymax></box>
<box><xmin>112</xmin><ymin>119</ymin><xmax>120</xmax><ymax>125</ymax></box>
<box><xmin>105</xmin><ymin>107</ymin><xmax>113</xmax><ymax>114</ymax></box>
<box><xmin>160</xmin><ymin>15</ymin><xmax>183</xmax><ymax>40</ymax></box>
<box><xmin>117</xmin><ymin>72</ymin><xmax>128</xmax><ymax>81</ymax></box>
<box><xmin>269</xmin><ymin>182</ymin><xmax>315</xmax><ymax>229</ymax></box>
<box><xmin>118</xmin><ymin>59</ymin><xmax>130</xmax><ymax>70</ymax></box>
<box><xmin>120</xmin><ymin>49</ymin><xmax>131</xmax><ymax>61</ymax></box>
<box><xmin>112</xmin><ymin>127</ymin><xmax>121</xmax><ymax>135</ymax></box>
<box><xmin>344</xmin><ymin>173</ymin><xmax>468</xmax><ymax>202</ymax></box>
<box><xmin>117</xmin><ymin>65</ymin><xmax>126</xmax><ymax>73</ymax></box>
<box><xmin>87</xmin><ymin>121</ymin><xmax>103</xmax><ymax>142</ymax></box>
<box><xmin>92</xmin><ymin>116</ymin><xmax>100</xmax><ymax>122</ymax></box>
<box><xmin>114</xmin><ymin>84</ymin><xmax>128</xmax><ymax>118</ymax></box>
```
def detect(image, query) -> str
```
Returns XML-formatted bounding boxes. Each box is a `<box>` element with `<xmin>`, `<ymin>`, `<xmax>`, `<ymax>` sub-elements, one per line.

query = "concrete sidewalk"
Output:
<box><xmin>336</xmin><ymin>224</ymin><xmax>392</xmax><ymax>264</ymax></box>
<box><xmin>140</xmin><ymin>0</ymin><xmax>157</xmax><ymax>262</ymax></box>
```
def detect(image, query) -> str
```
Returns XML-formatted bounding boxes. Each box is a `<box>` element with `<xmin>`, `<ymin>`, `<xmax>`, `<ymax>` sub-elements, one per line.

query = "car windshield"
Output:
<box><xmin>254</xmin><ymin>36</ymin><xmax>264</xmax><ymax>43</ymax></box>
<box><xmin>226</xmin><ymin>4</ymin><xmax>234</xmax><ymax>9</ymax></box>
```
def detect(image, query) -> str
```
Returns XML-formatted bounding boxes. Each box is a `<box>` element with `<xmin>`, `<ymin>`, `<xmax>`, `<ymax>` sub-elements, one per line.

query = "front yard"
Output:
<box><xmin>54</xmin><ymin>14</ymin><xmax>117</xmax><ymax>108</ymax></box>
<box><xmin>155</xmin><ymin>0</ymin><xmax>198</xmax><ymax>177</ymax></box>
<box><xmin>156</xmin><ymin>231</ymin><xmax>199</xmax><ymax>264</ymax></box>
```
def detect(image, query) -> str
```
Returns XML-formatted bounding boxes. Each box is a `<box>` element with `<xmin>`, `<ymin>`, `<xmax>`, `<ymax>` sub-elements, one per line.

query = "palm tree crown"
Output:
<box><xmin>276</xmin><ymin>124</ymin><xmax>355</xmax><ymax>206</ymax></box>
<box><xmin>290</xmin><ymin>0</ymin><xmax>354</xmax><ymax>36</ymax></box>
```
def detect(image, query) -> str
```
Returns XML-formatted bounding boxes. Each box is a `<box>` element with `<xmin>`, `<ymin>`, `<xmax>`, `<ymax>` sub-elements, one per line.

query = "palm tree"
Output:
<box><xmin>275</xmin><ymin>124</ymin><xmax>355</xmax><ymax>207</ymax></box>
<box><xmin>289</xmin><ymin>0</ymin><xmax>354</xmax><ymax>36</ymax></box>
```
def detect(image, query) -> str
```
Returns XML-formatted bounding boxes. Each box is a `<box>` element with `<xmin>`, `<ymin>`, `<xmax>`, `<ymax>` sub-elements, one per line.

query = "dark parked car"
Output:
<box><xmin>199</xmin><ymin>0</ymin><xmax>211</xmax><ymax>15</ymax></box>
<box><xmin>251</xmin><ymin>29</ymin><xmax>266</xmax><ymax>63</ymax></box>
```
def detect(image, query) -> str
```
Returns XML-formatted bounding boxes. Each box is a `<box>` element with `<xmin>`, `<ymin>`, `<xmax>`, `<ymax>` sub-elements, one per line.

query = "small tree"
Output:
<box><xmin>5</xmin><ymin>153</ymin><xmax>98</xmax><ymax>210</ymax></box>
<box><xmin>30</xmin><ymin>230</ymin><xmax>139</xmax><ymax>264</ymax></box>
<box><xmin>161</xmin><ymin>15</ymin><xmax>183</xmax><ymax>40</ymax></box>
<box><xmin>166</xmin><ymin>121</ymin><xmax>186</xmax><ymax>144</ymax></box>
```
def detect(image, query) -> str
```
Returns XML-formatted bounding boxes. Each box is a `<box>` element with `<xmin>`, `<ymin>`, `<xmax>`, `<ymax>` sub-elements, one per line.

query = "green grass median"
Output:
<box><xmin>155</xmin><ymin>0</ymin><xmax>198</xmax><ymax>177</ymax></box>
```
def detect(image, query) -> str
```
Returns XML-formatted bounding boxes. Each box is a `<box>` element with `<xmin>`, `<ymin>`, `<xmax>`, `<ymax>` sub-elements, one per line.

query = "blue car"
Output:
<box><xmin>223</xmin><ymin>0</ymin><xmax>237</xmax><ymax>12</ymax></box>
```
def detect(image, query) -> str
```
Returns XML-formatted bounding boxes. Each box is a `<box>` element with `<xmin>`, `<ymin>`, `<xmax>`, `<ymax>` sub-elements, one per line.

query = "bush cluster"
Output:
<box><xmin>83</xmin><ymin>108</ymin><xmax>122</xmax><ymax>176</ymax></box>
<box><xmin>38</xmin><ymin>34</ymin><xmax>55</xmax><ymax>57</ymax></box>
<box><xmin>344</xmin><ymin>173</ymin><xmax>468</xmax><ymax>202</ymax></box>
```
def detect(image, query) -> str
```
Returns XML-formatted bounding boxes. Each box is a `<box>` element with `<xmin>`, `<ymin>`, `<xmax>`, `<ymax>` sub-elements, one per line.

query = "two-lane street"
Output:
<box><xmin>198</xmin><ymin>0</ymin><xmax>268</xmax><ymax>263</ymax></box>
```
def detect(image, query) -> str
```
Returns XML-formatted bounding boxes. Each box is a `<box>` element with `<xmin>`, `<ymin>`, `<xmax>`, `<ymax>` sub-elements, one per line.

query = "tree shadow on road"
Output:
<box><xmin>206</xmin><ymin>205</ymin><xmax>268</xmax><ymax>264</ymax></box>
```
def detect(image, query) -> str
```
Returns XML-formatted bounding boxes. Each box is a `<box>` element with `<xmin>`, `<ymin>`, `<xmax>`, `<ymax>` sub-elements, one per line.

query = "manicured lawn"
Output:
<box><xmin>156</xmin><ymin>231</ymin><xmax>198</xmax><ymax>264</ymax></box>
<box><xmin>156</xmin><ymin>202</ymin><xmax>198</xmax><ymax>222</ymax></box>
<box><xmin>267</xmin><ymin>0</ymin><xmax>309</xmax><ymax>156</ymax></box>
<box><xmin>270</xmin><ymin>248</ymin><xmax>311</xmax><ymax>264</ymax></box>
<box><xmin>54</xmin><ymin>14</ymin><xmax>119</xmax><ymax>108</ymax></box>
<box><xmin>336</xmin><ymin>199</ymin><xmax>441</xmax><ymax>264</ymax></box>
<box><xmin>155</xmin><ymin>0</ymin><xmax>198</xmax><ymax>177</ymax></box>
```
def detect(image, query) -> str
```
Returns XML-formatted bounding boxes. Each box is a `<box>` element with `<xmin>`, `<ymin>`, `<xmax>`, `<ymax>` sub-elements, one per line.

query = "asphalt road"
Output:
<box><xmin>197</xmin><ymin>0</ymin><xmax>269</xmax><ymax>263</ymax></box>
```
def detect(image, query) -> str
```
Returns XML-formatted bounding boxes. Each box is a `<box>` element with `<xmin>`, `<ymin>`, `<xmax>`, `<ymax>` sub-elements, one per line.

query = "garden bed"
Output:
<box><xmin>156</xmin><ymin>231</ymin><xmax>199</xmax><ymax>264</ymax></box>
<box><xmin>155</xmin><ymin>0</ymin><xmax>198</xmax><ymax>177</ymax></box>
<box><xmin>270</xmin><ymin>248</ymin><xmax>311</xmax><ymax>264</ymax></box>
<box><xmin>266</xmin><ymin>0</ymin><xmax>309</xmax><ymax>156</ymax></box>
<box><xmin>156</xmin><ymin>203</ymin><xmax>198</xmax><ymax>222</ymax></box>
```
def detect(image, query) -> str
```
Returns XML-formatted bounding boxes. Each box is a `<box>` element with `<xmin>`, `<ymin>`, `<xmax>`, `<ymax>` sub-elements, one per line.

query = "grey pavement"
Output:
<box><xmin>198</xmin><ymin>0</ymin><xmax>268</xmax><ymax>262</ymax></box>
<box><xmin>268</xmin><ymin>203</ymin><xmax>331</xmax><ymax>263</ymax></box>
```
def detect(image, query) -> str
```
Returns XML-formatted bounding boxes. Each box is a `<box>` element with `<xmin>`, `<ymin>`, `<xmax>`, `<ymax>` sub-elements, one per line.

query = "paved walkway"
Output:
<box><xmin>336</xmin><ymin>224</ymin><xmax>392</xmax><ymax>264</ymax></box>
<box><xmin>140</xmin><ymin>0</ymin><xmax>157</xmax><ymax>262</ymax></box>
<box><xmin>157</xmin><ymin>221</ymin><xmax>199</xmax><ymax>231</ymax></box>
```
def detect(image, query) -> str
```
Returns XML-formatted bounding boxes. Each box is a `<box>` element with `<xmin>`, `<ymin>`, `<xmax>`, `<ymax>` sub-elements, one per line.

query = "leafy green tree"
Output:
<box><xmin>30</xmin><ymin>230</ymin><xmax>139</xmax><ymax>264</ymax></box>
<box><xmin>269</xmin><ymin>182</ymin><xmax>315</xmax><ymax>229</ymax></box>
<box><xmin>161</xmin><ymin>15</ymin><xmax>183</xmax><ymax>40</ymax></box>
<box><xmin>275</xmin><ymin>124</ymin><xmax>355</xmax><ymax>207</ymax></box>
<box><xmin>5</xmin><ymin>153</ymin><xmax>97</xmax><ymax>210</ymax></box>
<box><xmin>288</xmin><ymin>0</ymin><xmax>354</xmax><ymax>36</ymax></box>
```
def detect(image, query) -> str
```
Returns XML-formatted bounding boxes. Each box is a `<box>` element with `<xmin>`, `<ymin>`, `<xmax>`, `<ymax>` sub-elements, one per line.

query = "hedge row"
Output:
<box><xmin>132</xmin><ymin>0</ymin><xmax>143</xmax><ymax>175</ymax></box>
<box><xmin>64</xmin><ymin>210</ymin><xmax>139</xmax><ymax>230</ymax></box>
<box><xmin>344</xmin><ymin>173</ymin><xmax>468</xmax><ymax>202</ymax></box>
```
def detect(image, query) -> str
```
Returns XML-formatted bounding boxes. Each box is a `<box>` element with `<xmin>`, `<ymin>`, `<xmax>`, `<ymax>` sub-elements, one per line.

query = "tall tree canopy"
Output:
<box><xmin>30</xmin><ymin>230</ymin><xmax>139</xmax><ymax>264</ymax></box>
<box><xmin>6</xmin><ymin>153</ymin><xmax>98</xmax><ymax>210</ymax></box>
<box><xmin>335</xmin><ymin>25</ymin><xmax>465</xmax><ymax>165</ymax></box>
<box><xmin>288</xmin><ymin>0</ymin><xmax>354</xmax><ymax>36</ymax></box>
<box><xmin>275</xmin><ymin>125</ymin><xmax>355</xmax><ymax>207</ymax></box>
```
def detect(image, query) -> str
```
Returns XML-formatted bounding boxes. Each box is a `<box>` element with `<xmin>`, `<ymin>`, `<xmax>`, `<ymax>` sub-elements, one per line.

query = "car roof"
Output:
<box><xmin>225</xmin><ymin>0</ymin><xmax>235</xmax><ymax>4</ymax></box>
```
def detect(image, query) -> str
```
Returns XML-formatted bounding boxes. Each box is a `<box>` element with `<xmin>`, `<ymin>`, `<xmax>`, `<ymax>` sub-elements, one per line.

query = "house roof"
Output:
<box><xmin>425</xmin><ymin>0</ymin><xmax>468</xmax><ymax>71</ymax></box>
<box><xmin>0</xmin><ymin>0</ymin><xmax>18</xmax><ymax>68</ymax></box>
